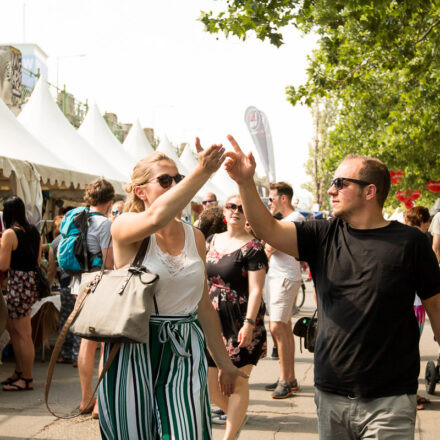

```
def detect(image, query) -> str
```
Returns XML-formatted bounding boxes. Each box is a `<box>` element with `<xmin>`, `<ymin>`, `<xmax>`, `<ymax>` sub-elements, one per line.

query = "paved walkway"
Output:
<box><xmin>0</xmin><ymin>284</ymin><xmax>439</xmax><ymax>439</ymax></box>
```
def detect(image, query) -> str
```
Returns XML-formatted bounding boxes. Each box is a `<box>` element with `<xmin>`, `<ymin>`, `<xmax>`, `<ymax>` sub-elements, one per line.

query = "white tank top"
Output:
<box><xmin>142</xmin><ymin>221</ymin><xmax>205</xmax><ymax>315</ymax></box>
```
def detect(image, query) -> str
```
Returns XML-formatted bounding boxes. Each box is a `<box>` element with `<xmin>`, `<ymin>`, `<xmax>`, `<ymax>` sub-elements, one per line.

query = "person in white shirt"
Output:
<box><xmin>265</xmin><ymin>182</ymin><xmax>305</xmax><ymax>399</ymax></box>
<box><xmin>430</xmin><ymin>211</ymin><xmax>440</xmax><ymax>264</ymax></box>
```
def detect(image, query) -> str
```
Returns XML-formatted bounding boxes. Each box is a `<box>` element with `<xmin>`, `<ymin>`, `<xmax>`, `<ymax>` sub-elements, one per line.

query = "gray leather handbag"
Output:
<box><xmin>70</xmin><ymin>236</ymin><xmax>159</xmax><ymax>343</ymax></box>
<box><xmin>45</xmin><ymin>236</ymin><xmax>159</xmax><ymax>418</ymax></box>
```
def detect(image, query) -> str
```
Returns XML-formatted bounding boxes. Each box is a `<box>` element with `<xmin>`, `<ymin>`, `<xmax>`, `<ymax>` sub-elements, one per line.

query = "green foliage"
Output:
<box><xmin>201</xmin><ymin>1</ymin><xmax>440</xmax><ymax>209</ymax></box>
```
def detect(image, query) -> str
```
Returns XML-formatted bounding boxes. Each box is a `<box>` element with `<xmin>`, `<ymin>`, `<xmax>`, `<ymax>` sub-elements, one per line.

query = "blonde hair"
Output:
<box><xmin>124</xmin><ymin>152</ymin><xmax>175</xmax><ymax>213</ymax></box>
<box><xmin>226</xmin><ymin>194</ymin><xmax>240</xmax><ymax>203</ymax></box>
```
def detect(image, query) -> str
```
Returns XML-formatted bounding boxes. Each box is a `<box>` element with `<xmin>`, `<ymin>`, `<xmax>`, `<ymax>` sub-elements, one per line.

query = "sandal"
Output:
<box><xmin>56</xmin><ymin>357</ymin><xmax>73</xmax><ymax>364</ymax></box>
<box><xmin>417</xmin><ymin>395</ymin><xmax>431</xmax><ymax>410</ymax></box>
<box><xmin>2</xmin><ymin>377</ymin><xmax>33</xmax><ymax>391</ymax></box>
<box><xmin>1</xmin><ymin>371</ymin><xmax>22</xmax><ymax>385</ymax></box>
<box><xmin>78</xmin><ymin>397</ymin><xmax>97</xmax><ymax>415</ymax></box>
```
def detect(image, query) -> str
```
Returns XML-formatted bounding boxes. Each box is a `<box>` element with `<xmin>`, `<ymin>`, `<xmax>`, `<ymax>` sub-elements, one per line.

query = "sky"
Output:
<box><xmin>0</xmin><ymin>0</ymin><xmax>317</xmax><ymax>206</ymax></box>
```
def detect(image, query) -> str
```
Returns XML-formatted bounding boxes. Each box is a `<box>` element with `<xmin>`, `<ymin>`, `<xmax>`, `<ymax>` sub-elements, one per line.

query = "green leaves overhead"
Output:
<box><xmin>201</xmin><ymin>1</ymin><xmax>440</xmax><ymax>208</ymax></box>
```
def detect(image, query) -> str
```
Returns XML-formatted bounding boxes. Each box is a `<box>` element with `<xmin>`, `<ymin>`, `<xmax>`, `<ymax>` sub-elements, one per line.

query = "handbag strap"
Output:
<box><xmin>45</xmin><ymin>236</ymin><xmax>157</xmax><ymax>418</ymax></box>
<box><xmin>45</xmin><ymin>284</ymin><xmax>122</xmax><ymax>419</ymax></box>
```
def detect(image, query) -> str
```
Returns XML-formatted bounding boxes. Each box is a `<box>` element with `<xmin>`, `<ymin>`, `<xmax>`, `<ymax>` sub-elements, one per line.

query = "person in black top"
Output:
<box><xmin>223</xmin><ymin>135</ymin><xmax>440</xmax><ymax>440</ymax></box>
<box><xmin>0</xmin><ymin>196</ymin><xmax>41</xmax><ymax>392</ymax></box>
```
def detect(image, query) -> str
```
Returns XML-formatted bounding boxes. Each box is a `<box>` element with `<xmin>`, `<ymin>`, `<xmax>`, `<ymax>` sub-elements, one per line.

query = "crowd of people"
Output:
<box><xmin>0</xmin><ymin>135</ymin><xmax>439</xmax><ymax>440</ymax></box>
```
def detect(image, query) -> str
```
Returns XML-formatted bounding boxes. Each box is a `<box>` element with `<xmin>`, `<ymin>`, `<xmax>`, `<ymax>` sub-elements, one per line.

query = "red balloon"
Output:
<box><xmin>426</xmin><ymin>180</ymin><xmax>440</xmax><ymax>193</ymax></box>
<box><xmin>390</xmin><ymin>170</ymin><xmax>405</xmax><ymax>184</ymax></box>
<box><xmin>409</xmin><ymin>190</ymin><xmax>421</xmax><ymax>200</ymax></box>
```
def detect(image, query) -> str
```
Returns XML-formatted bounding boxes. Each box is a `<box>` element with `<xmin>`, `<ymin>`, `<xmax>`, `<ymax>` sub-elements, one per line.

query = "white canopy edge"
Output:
<box><xmin>0</xmin><ymin>155</ymin><xmax>125</xmax><ymax>196</ymax></box>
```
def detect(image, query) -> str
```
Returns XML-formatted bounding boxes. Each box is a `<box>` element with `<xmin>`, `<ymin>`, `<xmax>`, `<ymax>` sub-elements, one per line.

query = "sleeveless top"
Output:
<box><xmin>10</xmin><ymin>227</ymin><xmax>40</xmax><ymax>271</ymax></box>
<box><xmin>142</xmin><ymin>221</ymin><xmax>205</xmax><ymax>315</ymax></box>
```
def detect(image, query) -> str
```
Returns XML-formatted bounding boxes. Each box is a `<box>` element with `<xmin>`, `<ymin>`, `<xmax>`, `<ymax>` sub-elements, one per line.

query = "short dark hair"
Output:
<box><xmin>404</xmin><ymin>206</ymin><xmax>430</xmax><ymax>227</ymax></box>
<box><xmin>345</xmin><ymin>154</ymin><xmax>391</xmax><ymax>207</ymax></box>
<box><xmin>84</xmin><ymin>179</ymin><xmax>115</xmax><ymax>206</ymax></box>
<box><xmin>198</xmin><ymin>207</ymin><xmax>226</xmax><ymax>238</ymax></box>
<box><xmin>269</xmin><ymin>182</ymin><xmax>293</xmax><ymax>202</ymax></box>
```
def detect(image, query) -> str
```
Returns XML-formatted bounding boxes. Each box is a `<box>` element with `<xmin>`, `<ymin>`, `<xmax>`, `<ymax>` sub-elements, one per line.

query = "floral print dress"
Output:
<box><xmin>206</xmin><ymin>235</ymin><xmax>268</xmax><ymax>368</ymax></box>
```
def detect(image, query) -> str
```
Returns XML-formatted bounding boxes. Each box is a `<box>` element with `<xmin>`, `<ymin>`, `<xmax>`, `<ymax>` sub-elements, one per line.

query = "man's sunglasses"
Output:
<box><xmin>225</xmin><ymin>203</ymin><xmax>244</xmax><ymax>214</ymax></box>
<box><xmin>202</xmin><ymin>199</ymin><xmax>216</xmax><ymax>205</ymax></box>
<box><xmin>146</xmin><ymin>173</ymin><xmax>185</xmax><ymax>189</ymax></box>
<box><xmin>330</xmin><ymin>177</ymin><xmax>371</xmax><ymax>191</ymax></box>
<box><xmin>268</xmin><ymin>197</ymin><xmax>277</xmax><ymax>203</ymax></box>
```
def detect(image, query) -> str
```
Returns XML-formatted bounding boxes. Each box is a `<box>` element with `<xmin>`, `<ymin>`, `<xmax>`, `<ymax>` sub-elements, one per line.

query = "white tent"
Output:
<box><xmin>123</xmin><ymin>119</ymin><xmax>154</xmax><ymax>171</ymax></box>
<box><xmin>78</xmin><ymin>103</ymin><xmax>132</xmax><ymax>181</ymax></box>
<box><xmin>18</xmin><ymin>79</ymin><xmax>126</xmax><ymax>182</ymax></box>
<box><xmin>179</xmin><ymin>144</ymin><xmax>227</xmax><ymax>202</ymax></box>
<box><xmin>0</xmin><ymin>98</ymin><xmax>117</xmax><ymax>224</ymax></box>
<box><xmin>156</xmin><ymin>134</ymin><xmax>189</xmax><ymax>175</ymax></box>
<box><xmin>0</xmin><ymin>98</ymin><xmax>67</xmax><ymax>171</ymax></box>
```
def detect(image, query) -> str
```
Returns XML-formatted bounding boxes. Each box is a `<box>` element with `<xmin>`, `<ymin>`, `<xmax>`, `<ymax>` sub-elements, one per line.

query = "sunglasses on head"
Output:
<box><xmin>202</xmin><ymin>199</ymin><xmax>216</xmax><ymax>205</ymax></box>
<box><xmin>147</xmin><ymin>173</ymin><xmax>185</xmax><ymax>189</ymax></box>
<box><xmin>225</xmin><ymin>203</ymin><xmax>244</xmax><ymax>214</ymax></box>
<box><xmin>330</xmin><ymin>177</ymin><xmax>371</xmax><ymax>191</ymax></box>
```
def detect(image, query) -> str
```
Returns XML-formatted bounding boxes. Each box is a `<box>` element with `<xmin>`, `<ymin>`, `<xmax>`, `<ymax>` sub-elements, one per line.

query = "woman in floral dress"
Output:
<box><xmin>206</xmin><ymin>194</ymin><xmax>267</xmax><ymax>440</ymax></box>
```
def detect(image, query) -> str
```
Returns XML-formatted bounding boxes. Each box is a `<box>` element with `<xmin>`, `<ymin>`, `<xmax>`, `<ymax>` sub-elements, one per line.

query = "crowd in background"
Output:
<box><xmin>0</xmin><ymin>141</ymin><xmax>439</xmax><ymax>440</ymax></box>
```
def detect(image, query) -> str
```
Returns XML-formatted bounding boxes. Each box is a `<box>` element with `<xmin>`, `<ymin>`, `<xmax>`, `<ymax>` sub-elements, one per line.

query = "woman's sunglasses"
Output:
<box><xmin>146</xmin><ymin>173</ymin><xmax>185</xmax><ymax>189</ymax></box>
<box><xmin>225</xmin><ymin>203</ymin><xmax>244</xmax><ymax>214</ymax></box>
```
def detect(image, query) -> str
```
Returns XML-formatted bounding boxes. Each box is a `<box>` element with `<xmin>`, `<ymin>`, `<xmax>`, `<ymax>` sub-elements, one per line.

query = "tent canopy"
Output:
<box><xmin>123</xmin><ymin>119</ymin><xmax>154</xmax><ymax>171</ymax></box>
<box><xmin>78</xmin><ymin>103</ymin><xmax>132</xmax><ymax>181</ymax></box>
<box><xmin>18</xmin><ymin>79</ymin><xmax>126</xmax><ymax>182</ymax></box>
<box><xmin>156</xmin><ymin>135</ymin><xmax>189</xmax><ymax>176</ymax></box>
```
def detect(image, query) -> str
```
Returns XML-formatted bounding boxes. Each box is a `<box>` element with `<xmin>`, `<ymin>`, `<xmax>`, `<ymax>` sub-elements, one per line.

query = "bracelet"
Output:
<box><xmin>244</xmin><ymin>317</ymin><xmax>255</xmax><ymax>326</ymax></box>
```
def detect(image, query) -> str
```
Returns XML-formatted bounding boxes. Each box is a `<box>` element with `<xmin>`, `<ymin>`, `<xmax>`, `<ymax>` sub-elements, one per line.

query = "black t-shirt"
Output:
<box><xmin>296</xmin><ymin>218</ymin><xmax>440</xmax><ymax>398</ymax></box>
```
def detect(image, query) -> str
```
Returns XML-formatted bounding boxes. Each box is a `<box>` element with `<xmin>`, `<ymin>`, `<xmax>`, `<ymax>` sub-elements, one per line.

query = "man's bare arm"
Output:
<box><xmin>422</xmin><ymin>293</ymin><xmax>440</xmax><ymax>344</ymax></box>
<box><xmin>225</xmin><ymin>134</ymin><xmax>299</xmax><ymax>258</ymax></box>
<box><xmin>432</xmin><ymin>233</ymin><xmax>440</xmax><ymax>264</ymax></box>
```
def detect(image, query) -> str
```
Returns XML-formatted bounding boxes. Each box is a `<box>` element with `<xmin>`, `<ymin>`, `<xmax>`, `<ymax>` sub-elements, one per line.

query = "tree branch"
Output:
<box><xmin>415</xmin><ymin>18</ymin><xmax>440</xmax><ymax>44</ymax></box>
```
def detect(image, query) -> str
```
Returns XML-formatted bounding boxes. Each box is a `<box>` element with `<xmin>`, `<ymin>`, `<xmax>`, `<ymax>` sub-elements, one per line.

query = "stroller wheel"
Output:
<box><xmin>425</xmin><ymin>361</ymin><xmax>437</xmax><ymax>395</ymax></box>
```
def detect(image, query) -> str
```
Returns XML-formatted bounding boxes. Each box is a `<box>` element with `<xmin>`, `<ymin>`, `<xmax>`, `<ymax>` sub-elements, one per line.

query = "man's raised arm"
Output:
<box><xmin>225</xmin><ymin>134</ymin><xmax>299</xmax><ymax>259</ymax></box>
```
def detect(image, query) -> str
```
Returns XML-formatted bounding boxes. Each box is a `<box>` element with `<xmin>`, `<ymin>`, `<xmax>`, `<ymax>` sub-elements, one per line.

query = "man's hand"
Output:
<box><xmin>195</xmin><ymin>137</ymin><xmax>225</xmax><ymax>175</ymax></box>
<box><xmin>218</xmin><ymin>364</ymin><xmax>249</xmax><ymax>396</ymax></box>
<box><xmin>224</xmin><ymin>134</ymin><xmax>256</xmax><ymax>184</ymax></box>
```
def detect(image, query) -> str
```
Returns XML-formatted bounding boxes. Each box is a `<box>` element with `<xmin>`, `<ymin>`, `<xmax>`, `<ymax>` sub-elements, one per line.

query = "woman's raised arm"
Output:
<box><xmin>112</xmin><ymin>140</ymin><xmax>224</xmax><ymax>245</ymax></box>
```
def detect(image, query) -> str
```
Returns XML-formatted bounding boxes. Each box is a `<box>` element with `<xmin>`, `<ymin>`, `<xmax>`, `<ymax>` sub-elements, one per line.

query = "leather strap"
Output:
<box><xmin>45</xmin><ymin>235</ymin><xmax>154</xmax><ymax>418</ymax></box>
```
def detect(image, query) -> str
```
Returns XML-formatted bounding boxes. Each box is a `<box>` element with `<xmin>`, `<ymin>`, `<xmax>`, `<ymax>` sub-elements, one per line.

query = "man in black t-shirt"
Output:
<box><xmin>223</xmin><ymin>135</ymin><xmax>440</xmax><ymax>439</ymax></box>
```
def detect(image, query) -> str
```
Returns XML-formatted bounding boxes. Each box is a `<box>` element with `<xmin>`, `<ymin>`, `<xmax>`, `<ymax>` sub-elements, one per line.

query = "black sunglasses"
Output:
<box><xmin>202</xmin><ymin>199</ymin><xmax>216</xmax><ymax>205</ymax></box>
<box><xmin>268</xmin><ymin>197</ymin><xmax>277</xmax><ymax>203</ymax></box>
<box><xmin>225</xmin><ymin>203</ymin><xmax>244</xmax><ymax>214</ymax></box>
<box><xmin>147</xmin><ymin>173</ymin><xmax>185</xmax><ymax>189</ymax></box>
<box><xmin>330</xmin><ymin>177</ymin><xmax>371</xmax><ymax>191</ymax></box>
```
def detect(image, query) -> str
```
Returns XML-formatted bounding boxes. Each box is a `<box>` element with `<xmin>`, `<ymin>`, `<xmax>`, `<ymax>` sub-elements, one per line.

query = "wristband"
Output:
<box><xmin>244</xmin><ymin>317</ymin><xmax>255</xmax><ymax>326</ymax></box>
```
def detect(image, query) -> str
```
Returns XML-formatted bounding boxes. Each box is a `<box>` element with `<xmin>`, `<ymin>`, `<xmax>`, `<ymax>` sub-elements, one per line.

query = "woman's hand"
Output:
<box><xmin>195</xmin><ymin>137</ymin><xmax>225</xmax><ymax>176</ymax></box>
<box><xmin>237</xmin><ymin>322</ymin><xmax>253</xmax><ymax>348</ymax></box>
<box><xmin>224</xmin><ymin>134</ymin><xmax>256</xmax><ymax>184</ymax></box>
<box><xmin>218</xmin><ymin>364</ymin><xmax>249</xmax><ymax>396</ymax></box>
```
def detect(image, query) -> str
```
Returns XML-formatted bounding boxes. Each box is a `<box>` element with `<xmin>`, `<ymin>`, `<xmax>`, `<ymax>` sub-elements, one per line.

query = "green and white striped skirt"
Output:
<box><xmin>98</xmin><ymin>313</ymin><xmax>212</xmax><ymax>440</ymax></box>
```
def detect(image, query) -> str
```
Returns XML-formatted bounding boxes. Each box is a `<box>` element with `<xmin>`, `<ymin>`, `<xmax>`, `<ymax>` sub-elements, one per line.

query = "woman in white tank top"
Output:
<box><xmin>99</xmin><ymin>141</ymin><xmax>246</xmax><ymax>440</ymax></box>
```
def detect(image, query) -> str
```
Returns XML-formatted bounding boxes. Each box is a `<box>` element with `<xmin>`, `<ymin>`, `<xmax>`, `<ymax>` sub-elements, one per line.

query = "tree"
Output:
<box><xmin>200</xmin><ymin>1</ymin><xmax>440</xmax><ymax>209</ymax></box>
<box><xmin>302</xmin><ymin>99</ymin><xmax>337</xmax><ymax>211</ymax></box>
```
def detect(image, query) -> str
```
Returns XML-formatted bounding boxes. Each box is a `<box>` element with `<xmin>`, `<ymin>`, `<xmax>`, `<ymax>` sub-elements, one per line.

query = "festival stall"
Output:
<box><xmin>18</xmin><ymin>78</ymin><xmax>126</xmax><ymax>185</ymax></box>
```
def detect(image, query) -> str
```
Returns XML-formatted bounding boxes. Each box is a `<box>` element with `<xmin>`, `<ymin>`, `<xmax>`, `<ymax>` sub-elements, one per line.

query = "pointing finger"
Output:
<box><xmin>227</xmin><ymin>134</ymin><xmax>244</xmax><ymax>154</ymax></box>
